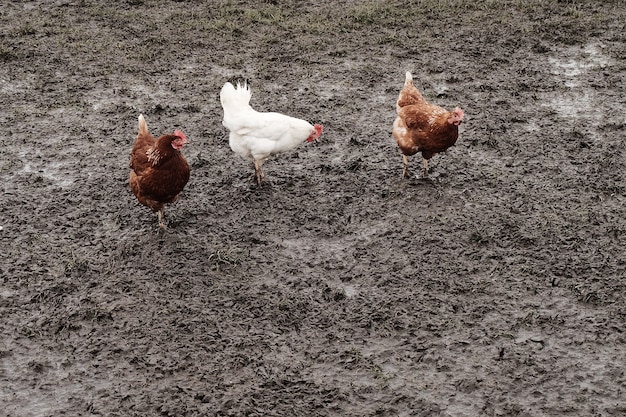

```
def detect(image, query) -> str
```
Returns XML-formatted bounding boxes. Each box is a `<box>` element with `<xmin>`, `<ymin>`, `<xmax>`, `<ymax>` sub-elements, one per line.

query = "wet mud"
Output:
<box><xmin>1</xmin><ymin>1</ymin><xmax>625</xmax><ymax>416</ymax></box>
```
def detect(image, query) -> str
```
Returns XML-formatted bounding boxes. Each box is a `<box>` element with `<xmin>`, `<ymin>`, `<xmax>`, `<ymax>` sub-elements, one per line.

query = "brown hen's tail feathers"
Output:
<box><xmin>138</xmin><ymin>114</ymin><xmax>149</xmax><ymax>136</ymax></box>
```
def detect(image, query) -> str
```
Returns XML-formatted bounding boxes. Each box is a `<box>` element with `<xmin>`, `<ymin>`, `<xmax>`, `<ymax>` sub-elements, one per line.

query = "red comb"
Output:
<box><xmin>174</xmin><ymin>130</ymin><xmax>187</xmax><ymax>142</ymax></box>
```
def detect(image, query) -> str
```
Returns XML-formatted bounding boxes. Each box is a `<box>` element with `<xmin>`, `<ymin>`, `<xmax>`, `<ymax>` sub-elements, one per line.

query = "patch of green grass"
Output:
<box><xmin>341</xmin><ymin>0</ymin><xmax>507</xmax><ymax>28</ymax></box>
<box><xmin>208</xmin><ymin>247</ymin><xmax>242</xmax><ymax>269</ymax></box>
<box><xmin>18</xmin><ymin>25</ymin><xmax>36</xmax><ymax>36</ymax></box>
<box><xmin>342</xmin><ymin>347</ymin><xmax>394</xmax><ymax>388</ymax></box>
<box><xmin>347</xmin><ymin>3</ymin><xmax>393</xmax><ymax>26</ymax></box>
<box><xmin>244</xmin><ymin>6</ymin><xmax>285</xmax><ymax>25</ymax></box>
<box><xmin>0</xmin><ymin>44</ymin><xmax>17</xmax><ymax>62</ymax></box>
<box><xmin>333</xmin><ymin>0</ymin><xmax>612</xmax><ymax>47</ymax></box>
<box><xmin>469</xmin><ymin>226</ymin><xmax>493</xmax><ymax>245</ymax></box>
<box><xmin>64</xmin><ymin>251</ymin><xmax>89</xmax><ymax>276</ymax></box>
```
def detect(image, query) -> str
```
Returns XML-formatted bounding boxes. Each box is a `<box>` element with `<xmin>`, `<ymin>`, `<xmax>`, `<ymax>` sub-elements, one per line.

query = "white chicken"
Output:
<box><xmin>220</xmin><ymin>81</ymin><xmax>323</xmax><ymax>185</ymax></box>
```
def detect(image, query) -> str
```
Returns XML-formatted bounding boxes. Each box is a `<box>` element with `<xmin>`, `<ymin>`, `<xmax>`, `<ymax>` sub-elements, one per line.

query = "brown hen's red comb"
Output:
<box><xmin>174</xmin><ymin>130</ymin><xmax>187</xmax><ymax>142</ymax></box>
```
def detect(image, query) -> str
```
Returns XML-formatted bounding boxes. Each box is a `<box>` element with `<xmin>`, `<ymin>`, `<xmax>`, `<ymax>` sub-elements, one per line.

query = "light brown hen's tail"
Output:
<box><xmin>138</xmin><ymin>114</ymin><xmax>149</xmax><ymax>137</ymax></box>
<box><xmin>404</xmin><ymin>71</ymin><xmax>413</xmax><ymax>87</ymax></box>
<box><xmin>396</xmin><ymin>71</ymin><xmax>425</xmax><ymax>112</ymax></box>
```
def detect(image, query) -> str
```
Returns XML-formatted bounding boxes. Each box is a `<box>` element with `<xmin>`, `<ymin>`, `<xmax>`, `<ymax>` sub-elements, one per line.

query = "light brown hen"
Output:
<box><xmin>392</xmin><ymin>72</ymin><xmax>464</xmax><ymax>178</ymax></box>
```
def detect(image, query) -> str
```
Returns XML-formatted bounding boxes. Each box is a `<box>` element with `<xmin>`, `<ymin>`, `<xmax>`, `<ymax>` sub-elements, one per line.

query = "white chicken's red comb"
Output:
<box><xmin>174</xmin><ymin>130</ymin><xmax>187</xmax><ymax>142</ymax></box>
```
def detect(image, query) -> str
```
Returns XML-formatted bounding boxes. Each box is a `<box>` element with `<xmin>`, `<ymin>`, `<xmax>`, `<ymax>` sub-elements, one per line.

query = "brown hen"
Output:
<box><xmin>129</xmin><ymin>114</ymin><xmax>190</xmax><ymax>229</ymax></box>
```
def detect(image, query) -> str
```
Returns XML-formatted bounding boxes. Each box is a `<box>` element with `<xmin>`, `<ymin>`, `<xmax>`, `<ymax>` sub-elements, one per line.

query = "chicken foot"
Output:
<box><xmin>253</xmin><ymin>160</ymin><xmax>265</xmax><ymax>186</ymax></box>
<box><xmin>402</xmin><ymin>155</ymin><xmax>430</xmax><ymax>178</ymax></box>
<box><xmin>402</xmin><ymin>155</ymin><xmax>410</xmax><ymax>178</ymax></box>
<box><xmin>157</xmin><ymin>210</ymin><xmax>166</xmax><ymax>229</ymax></box>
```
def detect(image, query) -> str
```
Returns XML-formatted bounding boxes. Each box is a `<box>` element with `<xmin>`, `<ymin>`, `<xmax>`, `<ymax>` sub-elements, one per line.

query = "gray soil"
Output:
<box><xmin>1</xmin><ymin>0</ymin><xmax>625</xmax><ymax>416</ymax></box>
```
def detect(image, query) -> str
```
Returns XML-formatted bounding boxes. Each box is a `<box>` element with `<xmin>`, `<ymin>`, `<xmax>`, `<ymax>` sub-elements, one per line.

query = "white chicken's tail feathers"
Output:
<box><xmin>220</xmin><ymin>81</ymin><xmax>252</xmax><ymax>111</ymax></box>
<box><xmin>138</xmin><ymin>114</ymin><xmax>149</xmax><ymax>136</ymax></box>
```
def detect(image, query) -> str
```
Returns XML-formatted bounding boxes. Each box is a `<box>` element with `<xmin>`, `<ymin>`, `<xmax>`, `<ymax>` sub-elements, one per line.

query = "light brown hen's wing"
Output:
<box><xmin>398</xmin><ymin>104</ymin><xmax>444</xmax><ymax>131</ymax></box>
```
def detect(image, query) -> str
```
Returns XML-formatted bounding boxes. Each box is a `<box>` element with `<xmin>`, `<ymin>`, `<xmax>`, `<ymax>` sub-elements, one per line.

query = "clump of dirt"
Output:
<box><xmin>1</xmin><ymin>1</ymin><xmax>625</xmax><ymax>416</ymax></box>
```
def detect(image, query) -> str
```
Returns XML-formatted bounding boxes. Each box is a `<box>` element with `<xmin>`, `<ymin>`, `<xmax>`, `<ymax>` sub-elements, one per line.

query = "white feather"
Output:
<box><xmin>220</xmin><ymin>82</ymin><xmax>315</xmax><ymax>164</ymax></box>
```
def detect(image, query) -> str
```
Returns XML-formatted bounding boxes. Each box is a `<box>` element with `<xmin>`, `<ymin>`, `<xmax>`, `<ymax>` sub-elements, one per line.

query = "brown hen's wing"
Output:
<box><xmin>130</xmin><ymin>130</ymin><xmax>155</xmax><ymax>175</ymax></box>
<box><xmin>137</xmin><ymin>155</ymin><xmax>189</xmax><ymax>209</ymax></box>
<box><xmin>129</xmin><ymin>116</ymin><xmax>158</xmax><ymax>207</ymax></box>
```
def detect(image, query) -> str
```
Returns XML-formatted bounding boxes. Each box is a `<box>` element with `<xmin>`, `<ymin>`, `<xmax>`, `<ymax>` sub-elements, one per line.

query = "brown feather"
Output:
<box><xmin>129</xmin><ymin>115</ymin><xmax>190</xmax><ymax>215</ymax></box>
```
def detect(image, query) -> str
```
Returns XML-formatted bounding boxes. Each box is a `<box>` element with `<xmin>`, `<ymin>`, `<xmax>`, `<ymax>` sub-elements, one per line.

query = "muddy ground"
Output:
<box><xmin>1</xmin><ymin>0</ymin><xmax>625</xmax><ymax>416</ymax></box>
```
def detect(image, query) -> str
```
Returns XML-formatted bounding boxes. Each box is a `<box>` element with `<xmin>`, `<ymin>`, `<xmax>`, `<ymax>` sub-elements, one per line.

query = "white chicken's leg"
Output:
<box><xmin>157</xmin><ymin>210</ymin><xmax>166</xmax><ymax>229</ymax></box>
<box><xmin>402</xmin><ymin>155</ymin><xmax>409</xmax><ymax>178</ymax></box>
<box><xmin>253</xmin><ymin>160</ymin><xmax>265</xmax><ymax>185</ymax></box>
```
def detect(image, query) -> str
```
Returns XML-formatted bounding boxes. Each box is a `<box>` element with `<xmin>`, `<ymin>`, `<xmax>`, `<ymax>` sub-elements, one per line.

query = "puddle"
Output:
<box><xmin>548</xmin><ymin>43</ymin><xmax>612</xmax><ymax>84</ymax></box>
<box><xmin>542</xmin><ymin>43</ymin><xmax>613</xmax><ymax>124</ymax></box>
<box><xmin>17</xmin><ymin>158</ymin><xmax>74</xmax><ymax>188</ymax></box>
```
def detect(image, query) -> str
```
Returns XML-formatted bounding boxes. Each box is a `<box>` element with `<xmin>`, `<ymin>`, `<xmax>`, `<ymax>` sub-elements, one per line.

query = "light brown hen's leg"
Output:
<box><xmin>422</xmin><ymin>158</ymin><xmax>429</xmax><ymax>178</ymax></box>
<box><xmin>402</xmin><ymin>155</ymin><xmax>409</xmax><ymax>178</ymax></box>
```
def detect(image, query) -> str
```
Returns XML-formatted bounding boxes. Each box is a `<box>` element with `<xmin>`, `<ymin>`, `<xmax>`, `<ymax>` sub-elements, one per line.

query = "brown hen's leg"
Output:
<box><xmin>157</xmin><ymin>210</ymin><xmax>166</xmax><ymax>229</ymax></box>
<box><xmin>402</xmin><ymin>155</ymin><xmax>409</xmax><ymax>178</ymax></box>
<box><xmin>422</xmin><ymin>158</ymin><xmax>429</xmax><ymax>178</ymax></box>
